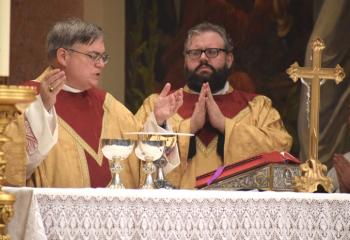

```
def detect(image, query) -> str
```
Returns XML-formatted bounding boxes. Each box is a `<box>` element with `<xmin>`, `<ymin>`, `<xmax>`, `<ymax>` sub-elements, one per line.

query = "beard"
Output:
<box><xmin>185</xmin><ymin>63</ymin><xmax>229</xmax><ymax>93</ymax></box>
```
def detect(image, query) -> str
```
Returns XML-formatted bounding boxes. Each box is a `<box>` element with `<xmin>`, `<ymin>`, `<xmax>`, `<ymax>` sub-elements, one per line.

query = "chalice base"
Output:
<box><xmin>109</xmin><ymin>173</ymin><xmax>125</xmax><ymax>189</ymax></box>
<box><xmin>142</xmin><ymin>174</ymin><xmax>155</xmax><ymax>189</ymax></box>
<box><xmin>141</xmin><ymin>161</ymin><xmax>156</xmax><ymax>189</ymax></box>
<box><xmin>154</xmin><ymin>156</ymin><xmax>175</xmax><ymax>189</ymax></box>
<box><xmin>154</xmin><ymin>179</ymin><xmax>175</xmax><ymax>189</ymax></box>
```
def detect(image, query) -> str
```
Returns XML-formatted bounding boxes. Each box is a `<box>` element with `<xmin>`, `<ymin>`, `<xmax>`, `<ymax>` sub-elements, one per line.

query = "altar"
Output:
<box><xmin>5</xmin><ymin>187</ymin><xmax>350</xmax><ymax>240</ymax></box>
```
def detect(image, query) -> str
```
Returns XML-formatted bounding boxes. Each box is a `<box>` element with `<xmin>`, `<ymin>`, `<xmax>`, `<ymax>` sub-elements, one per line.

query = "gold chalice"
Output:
<box><xmin>101</xmin><ymin>139</ymin><xmax>134</xmax><ymax>189</ymax></box>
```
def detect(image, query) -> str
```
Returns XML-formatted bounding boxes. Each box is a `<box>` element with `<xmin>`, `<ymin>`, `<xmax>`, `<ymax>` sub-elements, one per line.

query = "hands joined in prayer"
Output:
<box><xmin>190</xmin><ymin>83</ymin><xmax>225</xmax><ymax>134</ymax></box>
<box><xmin>154</xmin><ymin>83</ymin><xmax>183</xmax><ymax>126</ymax></box>
<box><xmin>40</xmin><ymin>69</ymin><xmax>66</xmax><ymax>111</ymax></box>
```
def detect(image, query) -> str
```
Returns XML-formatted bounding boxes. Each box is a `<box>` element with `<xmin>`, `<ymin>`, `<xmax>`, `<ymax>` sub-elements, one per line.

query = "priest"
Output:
<box><xmin>136</xmin><ymin>22</ymin><xmax>293</xmax><ymax>189</ymax></box>
<box><xmin>8</xmin><ymin>18</ymin><xmax>182</xmax><ymax>188</ymax></box>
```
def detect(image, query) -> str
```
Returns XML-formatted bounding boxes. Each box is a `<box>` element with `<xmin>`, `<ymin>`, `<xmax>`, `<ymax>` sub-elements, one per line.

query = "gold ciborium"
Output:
<box><xmin>0</xmin><ymin>85</ymin><xmax>36</xmax><ymax>239</ymax></box>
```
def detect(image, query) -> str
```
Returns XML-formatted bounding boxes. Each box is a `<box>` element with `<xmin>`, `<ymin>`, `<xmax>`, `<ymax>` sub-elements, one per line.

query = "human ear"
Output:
<box><xmin>56</xmin><ymin>48</ymin><xmax>68</xmax><ymax>67</ymax></box>
<box><xmin>226</xmin><ymin>52</ymin><xmax>234</xmax><ymax>68</ymax></box>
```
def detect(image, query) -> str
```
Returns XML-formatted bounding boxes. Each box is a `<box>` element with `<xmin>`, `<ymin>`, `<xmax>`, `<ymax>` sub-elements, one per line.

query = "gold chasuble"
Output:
<box><xmin>136</xmin><ymin>85</ymin><xmax>292</xmax><ymax>189</ymax></box>
<box><xmin>25</xmin><ymin>78</ymin><xmax>140</xmax><ymax>188</ymax></box>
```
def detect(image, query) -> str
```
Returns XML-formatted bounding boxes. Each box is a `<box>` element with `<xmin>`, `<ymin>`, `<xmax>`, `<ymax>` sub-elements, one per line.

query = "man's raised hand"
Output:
<box><xmin>154</xmin><ymin>83</ymin><xmax>183</xmax><ymax>126</ymax></box>
<box><xmin>40</xmin><ymin>69</ymin><xmax>66</xmax><ymax>112</ymax></box>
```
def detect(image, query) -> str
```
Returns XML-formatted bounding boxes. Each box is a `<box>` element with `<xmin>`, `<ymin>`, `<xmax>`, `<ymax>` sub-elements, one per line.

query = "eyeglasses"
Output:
<box><xmin>185</xmin><ymin>48</ymin><xmax>227</xmax><ymax>59</ymax></box>
<box><xmin>65</xmin><ymin>48</ymin><xmax>110</xmax><ymax>64</ymax></box>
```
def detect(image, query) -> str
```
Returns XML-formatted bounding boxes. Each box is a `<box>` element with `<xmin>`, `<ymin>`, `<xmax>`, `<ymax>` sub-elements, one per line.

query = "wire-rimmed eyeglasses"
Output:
<box><xmin>65</xmin><ymin>48</ymin><xmax>110</xmax><ymax>64</ymax></box>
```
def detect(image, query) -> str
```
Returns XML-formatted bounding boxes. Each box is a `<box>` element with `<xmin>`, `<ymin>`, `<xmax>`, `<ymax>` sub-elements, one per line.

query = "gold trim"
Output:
<box><xmin>0</xmin><ymin>85</ymin><xmax>36</xmax><ymax>104</ymax></box>
<box><xmin>99</xmin><ymin>94</ymin><xmax>111</xmax><ymax>159</ymax></box>
<box><xmin>35</xmin><ymin>66</ymin><xmax>53</xmax><ymax>82</ymax></box>
<box><xmin>230</xmin><ymin>95</ymin><xmax>265</xmax><ymax>123</ymax></box>
<box><xmin>182</xmin><ymin>95</ymin><xmax>265</xmax><ymax>157</ymax></box>
<box><xmin>196</xmin><ymin>136</ymin><xmax>218</xmax><ymax>157</ymax></box>
<box><xmin>59</xmin><ymin>117</ymin><xmax>104</xmax><ymax>166</ymax></box>
<box><xmin>76</xmin><ymin>140</ymin><xmax>91</xmax><ymax>186</ymax></box>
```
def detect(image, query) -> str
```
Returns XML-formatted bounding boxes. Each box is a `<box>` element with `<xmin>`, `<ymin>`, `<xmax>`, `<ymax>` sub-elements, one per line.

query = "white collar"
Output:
<box><xmin>213</xmin><ymin>81</ymin><xmax>229</xmax><ymax>95</ymax></box>
<box><xmin>62</xmin><ymin>84</ymin><xmax>84</xmax><ymax>93</ymax></box>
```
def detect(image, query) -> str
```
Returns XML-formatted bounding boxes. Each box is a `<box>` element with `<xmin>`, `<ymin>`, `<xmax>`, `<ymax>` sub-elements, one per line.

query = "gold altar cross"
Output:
<box><xmin>286</xmin><ymin>38</ymin><xmax>345</xmax><ymax>192</ymax></box>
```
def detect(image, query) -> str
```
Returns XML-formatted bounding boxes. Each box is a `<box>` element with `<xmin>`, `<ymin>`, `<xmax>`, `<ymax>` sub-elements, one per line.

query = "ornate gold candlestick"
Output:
<box><xmin>0</xmin><ymin>85</ymin><xmax>36</xmax><ymax>239</ymax></box>
<box><xmin>287</xmin><ymin>39</ymin><xmax>345</xmax><ymax>192</ymax></box>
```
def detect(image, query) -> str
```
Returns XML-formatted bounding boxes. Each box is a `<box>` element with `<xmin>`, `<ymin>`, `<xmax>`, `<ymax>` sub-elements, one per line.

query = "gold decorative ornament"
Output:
<box><xmin>201</xmin><ymin>163</ymin><xmax>301</xmax><ymax>191</ymax></box>
<box><xmin>286</xmin><ymin>38</ymin><xmax>346</xmax><ymax>193</ymax></box>
<box><xmin>0</xmin><ymin>85</ymin><xmax>36</xmax><ymax>239</ymax></box>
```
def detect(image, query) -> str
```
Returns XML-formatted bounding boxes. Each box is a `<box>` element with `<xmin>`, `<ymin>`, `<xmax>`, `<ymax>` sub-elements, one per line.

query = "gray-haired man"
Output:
<box><xmin>21</xmin><ymin>18</ymin><xmax>181</xmax><ymax>188</ymax></box>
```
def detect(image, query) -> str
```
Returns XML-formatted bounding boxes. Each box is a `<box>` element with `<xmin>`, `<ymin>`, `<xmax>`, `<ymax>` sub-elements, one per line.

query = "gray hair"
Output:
<box><xmin>184</xmin><ymin>22</ymin><xmax>233</xmax><ymax>52</ymax></box>
<box><xmin>46</xmin><ymin>18</ymin><xmax>103</xmax><ymax>60</ymax></box>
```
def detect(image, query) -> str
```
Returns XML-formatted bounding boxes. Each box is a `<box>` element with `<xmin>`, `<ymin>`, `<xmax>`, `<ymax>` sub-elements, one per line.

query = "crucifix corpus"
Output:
<box><xmin>286</xmin><ymin>38</ymin><xmax>346</xmax><ymax>193</ymax></box>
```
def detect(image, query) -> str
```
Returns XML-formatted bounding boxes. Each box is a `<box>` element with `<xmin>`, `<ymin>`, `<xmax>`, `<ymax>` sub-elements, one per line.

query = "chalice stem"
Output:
<box><xmin>142</xmin><ymin>159</ymin><xmax>156</xmax><ymax>189</ymax></box>
<box><xmin>154</xmin><ymin>155</ymin><xmax>175</xmax><ymax>189</ymax></box>
<box><xmin>157</xmin><ymin>167</ymin><xmax>165</xmax><ymax>181</ymax></box>
<box><xmin>112</xmin><ymin>172</ymin><xmax>124</xmax><ymax>189</ymax></box>
<box><xmin>110</xmin><ymin>158</ymin><xmax>124</xmax><ymax>189</ymax></box>
<box><xmin>144</xmin><ymin>173</ymin><xmax>154</xmax><ymax>189</ymax></box>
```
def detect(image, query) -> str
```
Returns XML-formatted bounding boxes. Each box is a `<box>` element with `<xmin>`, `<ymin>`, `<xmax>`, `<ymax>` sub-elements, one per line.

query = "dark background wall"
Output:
<box><xmin>125</xmin><ymin>0</ymin><xmax>314</xmax><ymax>155</ymax></box>
<box><xmin>9</xmin><ymin>0</ymin><xmax>84</xmax><ymax>84</ymax></box>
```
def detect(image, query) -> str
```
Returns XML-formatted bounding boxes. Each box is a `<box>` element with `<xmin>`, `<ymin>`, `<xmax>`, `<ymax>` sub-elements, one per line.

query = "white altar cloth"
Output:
<box><xmin>5</xmin><ymin>187</ymin><xmax>350</xmax><ymax>240</ymax></box>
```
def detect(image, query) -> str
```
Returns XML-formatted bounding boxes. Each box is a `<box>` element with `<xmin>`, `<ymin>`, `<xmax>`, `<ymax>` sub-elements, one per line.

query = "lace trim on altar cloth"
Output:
<box><xmin>27</xmin><ymin>189</ymin><xmax>350</xmax><ymax>240</ymax></box>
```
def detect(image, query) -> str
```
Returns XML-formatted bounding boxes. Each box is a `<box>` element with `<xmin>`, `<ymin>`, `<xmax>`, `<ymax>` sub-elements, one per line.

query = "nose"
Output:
<box><xmin>199</xmin><ymin>51</ymin><xmax>209</xmax><ymax>63</ymax></box>
<box><xmin>95</xmin><ymin>59</ymin><xmax>106</xmax><ymax>68</ymax></box>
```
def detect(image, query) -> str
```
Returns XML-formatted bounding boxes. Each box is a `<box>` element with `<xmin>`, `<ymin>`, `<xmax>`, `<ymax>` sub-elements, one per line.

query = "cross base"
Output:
<box><xmin>293</xmin><ymin>159</ymin><xmax>333</xmax><ymax>193</ymax></box>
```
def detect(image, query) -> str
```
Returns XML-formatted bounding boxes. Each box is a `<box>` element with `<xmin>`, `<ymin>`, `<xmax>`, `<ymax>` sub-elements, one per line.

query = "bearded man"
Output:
<box><xmin>136</xmin><ymin>22</ymin><xmax>292</xmax><ymax>189</ymax></box>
